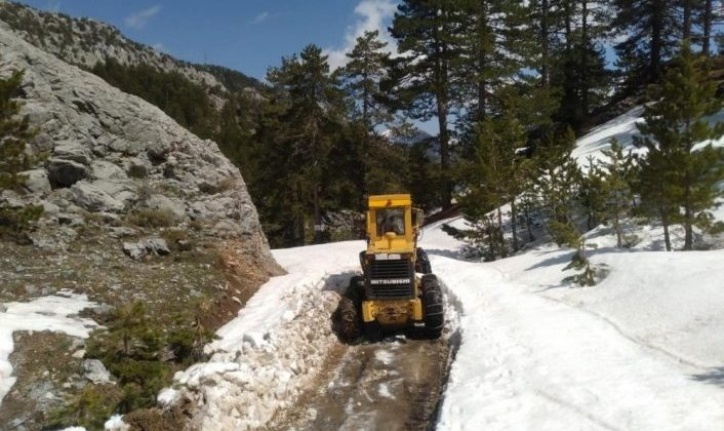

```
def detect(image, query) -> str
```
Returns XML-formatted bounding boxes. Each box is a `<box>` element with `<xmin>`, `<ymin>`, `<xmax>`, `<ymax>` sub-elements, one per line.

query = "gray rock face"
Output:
<box><xmin>82</xmin><ymin>359</ymin><xmax>113</xmax><ymax>384</ymax></box>
<box><xmin>122</xmin><ymin>237</ymin><xmax>171</xmax><ymax>260</ymax></box>
<box><xmin>47</xmin><ymin>158</ymin><xmax>89</xmax><ymax>188</ymax></box>
<box><xmin>0</xmin><ymin>21</ymin><xmax>281</xmax><ymax>275</ymax></box>
<box><xmin>21</xmin><ymin>169</ymin><xmax>51</xmax><ymax>194</ymax></box>
<box><xmin>70</xmin><ymin>181</ymin><xmax>126</xmax><ymax>213</ymax></box>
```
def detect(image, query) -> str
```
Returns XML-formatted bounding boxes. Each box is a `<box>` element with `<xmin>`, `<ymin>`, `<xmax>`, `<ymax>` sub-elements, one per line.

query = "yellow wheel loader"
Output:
<box><xmin>338</xmin><ymin>194</ymin><xmax>443</xmax><ymax>340</ymax></box>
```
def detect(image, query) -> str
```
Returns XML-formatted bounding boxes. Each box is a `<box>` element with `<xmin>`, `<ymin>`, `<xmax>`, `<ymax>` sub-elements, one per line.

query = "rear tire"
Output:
<box><xmin>421</xmin><ymin>274</ymin><xmax>444</xmax><ymax>338</ymax></box>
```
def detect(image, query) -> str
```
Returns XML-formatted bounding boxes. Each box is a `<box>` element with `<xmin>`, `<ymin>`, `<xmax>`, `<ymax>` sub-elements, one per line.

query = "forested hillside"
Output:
<box><xmin>5</xmin><ymin>1</ymin><xmax>724</xmax><ymax>252</ymax></box>
<box><xmin>234</xmin><ymin>0</ymin><xmax>724</xmax><ymax>253</ymax></box>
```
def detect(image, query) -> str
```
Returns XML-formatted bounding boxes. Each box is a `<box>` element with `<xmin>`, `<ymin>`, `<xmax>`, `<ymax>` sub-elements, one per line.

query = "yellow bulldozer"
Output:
<box><xmin>338</xmin><ymin>194</ymin><xmax>444</xmax><ymax>340</ymax></box>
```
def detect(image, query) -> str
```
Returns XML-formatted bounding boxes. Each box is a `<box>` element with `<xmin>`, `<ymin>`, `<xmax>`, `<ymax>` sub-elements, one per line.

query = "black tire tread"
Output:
<box><xmin>421</xmin><ymin>274</ymin><xmax>444</xmax><ymax>338</ymax></box>
<box><xmin>416</xmin><ymin>247</ymin><xmax>433</xmax><ymax>274</ymax></box>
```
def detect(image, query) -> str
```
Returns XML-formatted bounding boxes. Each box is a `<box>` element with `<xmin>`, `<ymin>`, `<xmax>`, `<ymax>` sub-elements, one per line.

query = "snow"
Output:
<box><xmin>167</xmin><ymin>104</ymin><xmax>724</xmax><ymax>430</ymax></box>
<box><xmin>104</xmin><ymin>415</ymin><xmax>129</xmax><ymax>431</ymax></box>
<box><xmin>0</xmin><ymin>290</ymin><xmax>98</xmax><ymax>405</ymax></box>
<box><xmin>432</xmin><ymin>228</ymin><xmax>724</xmax><ymax>430</ymax></box>
<box><xmin>169</xmin><ymin>240</ymin><xmax>366</xmax><ymax>430</ymax></box>
<box><xmin>168</xmin><ymin>210</ymin><xmax>724</xmax><ymax>430</ymax></box>
<box><xmin>7</xmin><ymin>104</ymin><xmax>724</xmax><ymax>430</ymax></box>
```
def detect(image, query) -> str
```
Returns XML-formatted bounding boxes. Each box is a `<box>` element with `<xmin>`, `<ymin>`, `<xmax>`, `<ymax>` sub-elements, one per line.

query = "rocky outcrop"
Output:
<box><xmin>0</xmin><ymin>20</ymin><xmax>281</xmax><ymax>275</ymax></box>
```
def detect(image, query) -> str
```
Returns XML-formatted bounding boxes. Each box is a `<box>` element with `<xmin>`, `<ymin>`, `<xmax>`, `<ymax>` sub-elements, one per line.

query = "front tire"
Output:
<box><xmin>337</xmin><ymin>276</ymin><xmax>363</xmax><ymax>341</ymax></box>
<box><xmin>421</xmin><ymin>274</ymin><xmax>444</xmax><ymax>338</ymax></box>
<box><xmin>416</xmin><ymin>248</ymin><xmax>432</xmax><ymax>274</ymax></box>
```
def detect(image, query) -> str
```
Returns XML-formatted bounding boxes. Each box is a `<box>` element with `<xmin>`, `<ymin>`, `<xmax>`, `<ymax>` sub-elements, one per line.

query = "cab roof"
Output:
<box><xmin>367</xmin><ymin>194</ymin><xmax>412</xmax><ymax>208</ymax></box>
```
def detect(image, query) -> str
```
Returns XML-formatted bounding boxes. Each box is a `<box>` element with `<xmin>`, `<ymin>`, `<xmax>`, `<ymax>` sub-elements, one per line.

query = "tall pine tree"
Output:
<box><xmin>612</xmin><ymin>0</ymin><xmax>680</xmax><ymax>91</ymax></box>
<box><xmin>263</xmin><ymin>45</ymin><xmax>347</xmax><ymax>245</ymax></box>
<box><xmin>341</xmin><ymin>30</ymin><xmax>394</xmax><ymax>200</ymax></box>
<box><xmin>634</xmin><ymin>44</ymin><xmax>724</xmax><ymax>250</ymax></box>
<box><xmin>389</xmin><ymin>0</ymin><xmax>463</xmax><ymax>209</ymax></box>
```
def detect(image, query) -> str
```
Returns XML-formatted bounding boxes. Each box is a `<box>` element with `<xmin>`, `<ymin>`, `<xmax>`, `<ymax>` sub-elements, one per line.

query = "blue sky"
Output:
<box><xmin>14</xmin><ymin>0</ymin><xmax>399</xmax><ymax>80</ymax></box>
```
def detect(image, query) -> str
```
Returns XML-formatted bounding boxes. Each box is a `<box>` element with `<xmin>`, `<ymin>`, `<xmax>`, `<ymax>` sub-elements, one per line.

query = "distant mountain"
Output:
<box><xmin>0</xmin><ymin>1</ymin><xmax>262</xmax><ymax>96</ymax></box>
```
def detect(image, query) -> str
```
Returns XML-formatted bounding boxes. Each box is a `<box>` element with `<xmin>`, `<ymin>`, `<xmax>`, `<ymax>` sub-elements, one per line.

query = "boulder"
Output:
<box><xmin>82</xmin><ymin>359</ymin><xmax>113</xmax><ymax>384</ymax></box>
<box><xmin>20</xmin><ymin>169</ymin><xmax>51</xmax><ymax>194</ymax></box>
<box><xmin>122</xmin><ymin>237</ymin><xmax>170</xmax><ymax>260</ymax></box>
<box><xmin>91</xmin><ymin>160</ymin><xmax>127</xmax><ymax>180</ymax></box>
<box><xmin>70</xmin><ymin>181</ymin><xmax>125</xmax><ymax>213</ymax></box>
<box><xmin>47</xmin><ymin>158</ymin><xmax>89</xmax><ymax>188</ymax></box>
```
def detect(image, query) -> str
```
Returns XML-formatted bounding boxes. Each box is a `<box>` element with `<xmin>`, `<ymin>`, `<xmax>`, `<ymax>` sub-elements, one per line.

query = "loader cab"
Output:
<box><xmin>366</xmin><ymin>194</ymin><xmax>415</xmax><ymax>253</ymax></box>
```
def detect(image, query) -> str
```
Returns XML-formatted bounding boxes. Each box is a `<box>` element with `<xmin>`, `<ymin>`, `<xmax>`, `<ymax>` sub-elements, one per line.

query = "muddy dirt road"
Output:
<box><xmin>270</xmin><ymin>335</ymin><xmax>451</xmax><ymax>431</ymax></box>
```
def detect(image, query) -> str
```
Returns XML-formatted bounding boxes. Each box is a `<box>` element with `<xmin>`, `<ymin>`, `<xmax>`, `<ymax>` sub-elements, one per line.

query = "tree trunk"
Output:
<box><xmin>682</xmin><ymin>0</ymin><xmax>692</xmax><ymax>42</ymax></box>
<box><xmin>434</xmin><ymin>24</ymin><xmax>452</xmax><ymax>210</ymax></box>
<box><xmin>703</xmin><ymin>0</ymin><xmax>713</xmax><ymax>56</ymax></box>
<box><xmin>650</xmin><ymin>1</ymin><xmax>664</xmax><ymax>83</ymax></box>
<box><xmin>581</xmin><ymin>0</ymin><xmax>590</xmax><ymax>121</ymax></box>
<box><xmin>511</xmin><ymin>199</ymin><xmax>519</xmax><ymax>252</ymax></box>
<box><xmin>540</xmin><ymin>0</ymin><xmax>550</xmax><ymax>86</ymax></box>
<box><xmin>525</xmin><ymin>204</ymin><xmax>535</xmax><ymax>242</ymax></box>
<box><xmin>661</xmin><ymin>210</ymin><xmax>671</xmax><ymax>251</ymax></box>
<box><xmin>613</xmin><ymin>197</ymin><xmax>622</xmax><ymax>248</ymax></box>
<box><xmin>684</xmin><ymin>184</ymin><xmax>693</xmax><ymax>250</ymax></box>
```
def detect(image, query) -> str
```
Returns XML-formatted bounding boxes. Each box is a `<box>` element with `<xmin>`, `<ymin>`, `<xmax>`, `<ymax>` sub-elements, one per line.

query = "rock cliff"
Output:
<box><xmin>0</xmin><ymin>14</ymin><xmax>282</xmax><ymax>430</ymax></box>
<box><xmin>0</xmin><ymin>19</ymin><xmax>278</xmax><ymax>272</ymax></box>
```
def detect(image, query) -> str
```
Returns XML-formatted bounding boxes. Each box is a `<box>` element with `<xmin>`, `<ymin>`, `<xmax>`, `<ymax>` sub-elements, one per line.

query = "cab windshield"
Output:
<box><xmin>376</xmin><ymin>208</ymin><xmax>405</xmax><ymax>236</ymax></box>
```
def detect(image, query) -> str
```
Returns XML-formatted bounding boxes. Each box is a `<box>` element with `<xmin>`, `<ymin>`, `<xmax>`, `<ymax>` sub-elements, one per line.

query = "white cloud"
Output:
<box><xmin>324</xmin><ymin>0</ymin><xmax>398</xmax><ymax>71</ymax></box>
<box><xmin>252</xmin><ymin>12</ymin><xmax>269</xmax><ymax>25</ymax></box>
<box><xmin>125</xmin><ymin>5</ymin><xmax>162</xmax><ymax>30</ymax></box>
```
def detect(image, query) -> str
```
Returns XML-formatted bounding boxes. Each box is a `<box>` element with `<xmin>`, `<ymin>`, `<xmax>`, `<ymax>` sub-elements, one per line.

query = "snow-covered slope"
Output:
<box><xmin>431</xmin><ymin>219</ymin><xmax>724</xmax><ymax>430</ymax></box>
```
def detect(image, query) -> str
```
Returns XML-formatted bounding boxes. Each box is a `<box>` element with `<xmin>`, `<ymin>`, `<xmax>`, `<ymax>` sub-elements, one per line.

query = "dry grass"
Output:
<box><xmin>0</xmin><ymin>225</ymin><xmax>273</xmax><ymax>430</ymax></box>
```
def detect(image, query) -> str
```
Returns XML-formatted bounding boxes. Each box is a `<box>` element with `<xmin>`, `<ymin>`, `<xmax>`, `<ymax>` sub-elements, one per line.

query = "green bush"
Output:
<box><xmin>46</xmin><ymin>384</ymin><xmax>123</xmax><ymax>430</ymax></box>
<box><xmin>0</xmin><ymin>65</ymin><xmax>44</xmax><ymax>241</ymax></box>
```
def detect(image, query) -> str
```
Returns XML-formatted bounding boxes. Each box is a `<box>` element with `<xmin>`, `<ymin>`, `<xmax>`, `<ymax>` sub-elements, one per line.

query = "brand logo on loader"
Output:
<box><xmin>370</xmin><ymin>278</ymin><xmax>411</xmax><ymax>285</ymax></box>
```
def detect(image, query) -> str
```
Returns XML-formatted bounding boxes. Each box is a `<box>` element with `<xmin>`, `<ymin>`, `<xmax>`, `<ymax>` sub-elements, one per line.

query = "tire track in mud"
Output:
<box><xmin>269</xmin><ymin>335</ymin><xmax>451</xmax><ymax>431</ymax></box>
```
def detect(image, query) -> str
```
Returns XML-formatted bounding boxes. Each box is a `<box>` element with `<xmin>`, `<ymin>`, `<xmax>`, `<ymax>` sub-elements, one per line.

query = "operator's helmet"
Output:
<box><xmin>388</xmin><ymin>213</ymin><xmax>403</xmax><ymax>232</ymax></box>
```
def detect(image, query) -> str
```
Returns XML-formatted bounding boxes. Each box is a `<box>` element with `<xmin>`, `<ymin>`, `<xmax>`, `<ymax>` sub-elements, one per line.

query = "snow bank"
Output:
<box><xmin>168</xmin><ymin>241</ymin><xmax>365</xmax><ymax>430</ymax></box>
<box><xmin>427</xmin><ymin>223</ymin><xmax>724</xmax><ymax>430</ymax></box>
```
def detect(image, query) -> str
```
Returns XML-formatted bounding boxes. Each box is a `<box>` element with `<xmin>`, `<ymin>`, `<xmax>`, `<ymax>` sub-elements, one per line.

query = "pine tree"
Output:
<box><xmin>265</xmin><ymin>44</ymin><xmax>347</xmax><ymax>245</ymax></box>
<box><xmin>0</xmin><ymin>67</ymin><xmax>42</xmax><ymax>239</ymax></box>
<box><xmin>533</xmin><ymin>128</ymin><xmax>582</xmax><ymax>247</ymax></box>
<box><xmin>599</xmin><ymin>139</ymin><xmax>637</xmax><ymax>247</ymax></box>
<box><xmin>341</xmin><ymin>30</ymin><xmax>394</xmax><ymax>200</ymax></box>
<box><xmin>612</xmin><ymin>0</ymin><xmax>680</xmax><ymax>90</ymax></box>
<box><xmin>455</xmin><ymin>0</ymin><xmax>532</xmax><ymax>123</ymax></box>
<box><xmin>543</xmin><ymin>1</ymin><xmax>612</xmax><ymax>132</ymax></box>
<box><xmin>389</xmin><ymin>0</ymin><xmax>463</xmax><ymax>209</ymax></box>
<box><xmin>457</xmin><ymin>117</ymin><xmax>512</xmax><ymax>260</ymax></box>
<box><xmin>578</xmin><ymin>155</ymin><xmax>606</xmax><ymax>230</ymax></box>
<box><xmin>634</xmin><ymin>44</ymin><xmax>724</xmax><ymax>250</ymax></box>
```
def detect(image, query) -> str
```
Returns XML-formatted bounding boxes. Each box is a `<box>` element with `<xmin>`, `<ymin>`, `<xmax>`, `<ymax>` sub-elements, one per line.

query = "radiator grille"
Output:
<box><xmin>366</xmin><ymin>259</ymin><xmax>414</xmax><ymax>299</ymax></box>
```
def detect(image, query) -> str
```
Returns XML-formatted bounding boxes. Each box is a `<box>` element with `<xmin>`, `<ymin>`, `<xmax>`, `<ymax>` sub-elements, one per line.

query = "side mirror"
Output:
<box><xmin>413</xmin><ymin>208</ymin><xmax>425</xmax><ymax>227</ymax></box>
